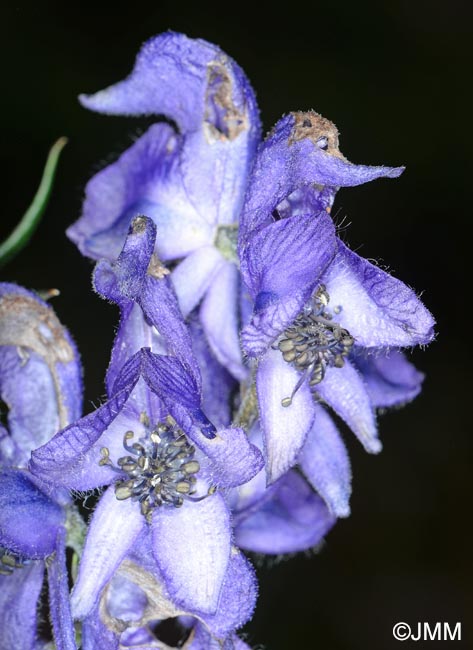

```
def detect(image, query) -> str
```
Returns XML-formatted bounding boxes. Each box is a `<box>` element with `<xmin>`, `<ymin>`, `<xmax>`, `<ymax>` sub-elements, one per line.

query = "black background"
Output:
<box><xmin>2</xmin><ymin>1</ymin><xmax>472</xmax><ymax>648</ymax></box>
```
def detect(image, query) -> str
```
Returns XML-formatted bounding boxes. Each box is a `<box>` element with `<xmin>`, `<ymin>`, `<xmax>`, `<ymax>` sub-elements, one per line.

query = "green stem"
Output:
<box><xmin>0</xmin><ymin>137</ymin><xmax>68</xmax><ymax>268</ymax></box>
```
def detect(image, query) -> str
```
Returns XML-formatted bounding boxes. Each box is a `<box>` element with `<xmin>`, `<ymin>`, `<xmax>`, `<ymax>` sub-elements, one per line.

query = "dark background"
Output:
<box><xmin>2</xmin><ymin>1</ymin><xmax>471</xmax><ymax>648</ymax></box>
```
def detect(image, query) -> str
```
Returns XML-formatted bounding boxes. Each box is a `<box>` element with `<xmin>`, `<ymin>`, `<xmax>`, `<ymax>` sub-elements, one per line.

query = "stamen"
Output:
<box><xmin>99</xmin><ymin>417</ymin><xmax>203</xmax><ymax>521</ymax></box>
<box><xmin>0</xmin><ymin>548</ymin><xmax>30</xmax><ymax>575</ymax></box>
<box><xmin>279</xmin><ymin>285</ymin><xmax>354</xmax><ymax>406</ymax></box>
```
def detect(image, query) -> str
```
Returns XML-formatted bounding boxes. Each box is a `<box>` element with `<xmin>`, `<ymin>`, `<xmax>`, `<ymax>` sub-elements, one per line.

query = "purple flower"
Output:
<box><xmin>239</xmin><ymin>202</ymin><xmax>435</xmax><ymax>502</ymax></box>
<box><xmin>67</xmin><ymin>33</ymin><xmax>402</xmax><ymax>381</ymax></box>
<box><xmin>0</xmin><ymin>283</ymin><xmax>82</xmax><ymax>650</ymax></box>
<box><xmin>30</xmin><ymin>347</ymin><xmax>263</xmax><ymax>619</ymax></box>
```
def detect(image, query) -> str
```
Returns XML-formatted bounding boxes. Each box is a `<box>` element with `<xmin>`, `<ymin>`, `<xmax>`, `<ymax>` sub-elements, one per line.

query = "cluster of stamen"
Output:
<box><xmin>99</xmin><ymin>415</ymin><xmax>200</xmax><ymax>520</ymax></box>
<box><xmin>0</xmin><ymin>548</ymin><xmax>30</xmax><ymax>576</ymax></box>
<box><xmin>277</xmin><ymin>285</ymin><xmax>354</xmax><ymax>407</ymax></box>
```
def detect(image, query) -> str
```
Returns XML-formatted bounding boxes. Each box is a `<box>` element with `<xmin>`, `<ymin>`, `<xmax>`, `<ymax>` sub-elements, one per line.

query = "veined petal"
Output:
<box><xmin>142</xmin><ymin>350</ymin><xmax>216</xmax><ymax>439</ymax></box>
<box><xmin>151</xmin><ymin>493</ymin><xmax>231</xmax><ymax>614</ymax></box>
<box><xmin>200</xmin><ymin>261</ymin><xmax>246</xmax><ymax>380</ymax></box>
<box><xmin>71</xmin><ymin>489</ymin><xmax>145</xmax><ymax>619</ymax></box>
<box><xmin>257</xmin><ymin>348</ymin><xmax>315</xmax><ymax>483</ymax></box>
<box><xmin>29</xmin><ymin>352</ymin><xmax>143</xmax><ymax>489</ymax></box>
<box><xmin>47</xmin><ymin>528</ymin><xmax>76</xmax><ymax>650</ymax></box>
<box><xmin>299</xmin><ymin>405</ymin><xmax>352</xmax><ymax>518</ymax></box>
<box><xmin>235</xmin><ymin>470</ymin><xmax>336</xmax><ymax>554</ymax></box>
<box><xmin>241</xmin><ymin>111</ymin><xmax>403</xmax><ymax>236</ymax></box>
<box><xmin>171</xmin><ymin>246</ymin><xmax>224</xmax><ymax>317</ymax></box>
<box><xmin>316</xmin><ymin>360</ymin><xmax>381</xmax><ymax>453</ymax></box>
<box><xmin>241</xmin><ymin>287</ymin><xmax>309</xmax><ymax>357</ymax></box>
<box><xmin>0</xmin><ymin>561</ymin><xmax>45</xmax><ymax>650</ymax></box>
<box><xmin>240</xmin><ymin>211</ymin><xmax>336</xmax><ymax>301</ymax></box>
<box><xmin>324</xmin><ymin>240</ymin><xmax>435</xmax><ymax>347</ymax></box>
<box><xmin>0</xmin><ymin>470</ymin><xmax>63</xmax><ymax>558</ymax></box>
<box><xmin>354</xmin><ymin>349</ymin><xmax>425</xmax><ymax>408</ymax></box>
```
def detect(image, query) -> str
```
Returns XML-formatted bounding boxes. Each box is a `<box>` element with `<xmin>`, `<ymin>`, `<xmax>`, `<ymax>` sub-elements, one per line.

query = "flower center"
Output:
<box><xmin>99</xmin><ymin>416</ymin><xmax>200</xmax><ymax>519</ymax></box>
<box><xmin>0</xmin><ymin>548</ymin><xmax>30</xmax><ymax>575</ymax></box>
<box><xmin>278</xmin><ymin>285</ymin><xmax>354</xmax><ymax>407</ymax></box>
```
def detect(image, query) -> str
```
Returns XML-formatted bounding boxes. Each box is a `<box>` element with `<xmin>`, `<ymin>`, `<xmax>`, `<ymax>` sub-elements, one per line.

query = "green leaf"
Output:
<box><xmin>0</xmin><ymin>137</ymin><xmax>68</xmax><ymax>268</ymax></box>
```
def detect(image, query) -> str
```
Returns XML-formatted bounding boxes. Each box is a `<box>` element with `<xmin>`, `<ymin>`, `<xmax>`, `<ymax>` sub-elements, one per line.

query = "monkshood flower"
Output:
<box><xmin>239</xmin><ymin>179</ymin><xmax>435</xmax><ymax>497</ymax></box>
<box><xmin>81</xmin><ymin>538</ymin><xmax>255</xmax><ymax>648</ymax></box>
<box><xmin>30</xmin><ymin>347</ymin><xmax>263</xmax><ymax>622</ymax></box>
<box><xmin>0</xmin><ymin>283</ymin><xmax>82</xmax><ymax>650</ymax></box>
<box><xmin>68</xmin><ymin>32</ymin><xmax>261</xmax><ymax>380</ymax></box>
<box><xmin>67</xmin><ymin>32</ymin><xmax>402</xmax><ymax>380</ymax></box>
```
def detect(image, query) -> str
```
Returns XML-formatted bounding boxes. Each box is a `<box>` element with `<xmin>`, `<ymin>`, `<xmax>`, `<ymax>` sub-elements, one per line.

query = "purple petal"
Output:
<box><xmin>0</xmin><ymin>284</ymin><xmax>82</xmax><ymax>464</ymax></box>
<box><xmin>257</xmin><ymin>348</ymin><xmax>315</xmax><ymax>483</ymax></box>
<box><xmin>316</xmin><ymin>361</ymin><xmax>381</xmax><ymax>453</ymax></box>
<box><xmin>241</xmin><ymin>288</ymin><xmax>309</xmax><ymax>357</ymax></box>
<box><xmin>200</xmin><ymin>261</ymin><xmax>247</xmax><ymax>380</ymax></box>
<box><xmin>195</xmin><ymin>427</ymin><xmax>264</xmax><ymax>487</ymax></box>
<box><xmin>199</xmin><ymin>549</ymin><xmax>258</xmax><ymax>637</ymax></box>
<box><xmin>72</xmin><ymin>33</ymin><xmax>261</xmax><ymax>261</ymax></box>
<box><xmin>0</xmin><ymin>470</ymin><xmax>63</xmax><ymax>558</ymax></box>
<box><xmin>142</xmin><ymin>350</ymin><xmax>216</xmax><ymax>439</ymax></box>
<box><xmin>240</xmin><ymin>211</ymin><xmax>336</xmax><ymax>302</ymax></box>
<box><xmin>299</xmin><ymin>405</ymin><xmax>352</xmax><ymax>518</ymax></box>
<box><xmin>0</xmin><ymin>561</ymin><xmax>45</xmax><ymax>650</ymax></box>
<box><xmin>171</xmin><ymin>246</ymin><xmax>224</xmax><ymax>317</ymax></box>
<box><xmin>94</xmin><ymin>216</ymin><xmax>198</xmax><ymax>391</ymax></box>
<box><xmin>241</xmin><ymin>112</ymin><xmax>403</xmax><ymax>235</ymax></box>
<box><xmin>68</xmin><ymin>123</ymin><xmax>213</xmax><ymax>262</ymax></box>
<box><xmin>354</xmin><ymin>349</ymin><xmax>425</xmax><ymax>408</ymax></box>
<box><xmin>151</xmin><ymin>493</ymin><xmax>231</xmax><ymax>614</ymax></box>
<box><xmin>324</xmin><ymin>240</ymin><xmax>435</xmax><ymax>347</ymax></box>
<box><xmin>71</xmin><ymin>488</ymin><xmax>145</xmax><ymax>619</ymax></box>
<box><xmin>79</xmin><ymin>32</ymin><xmax>259</xmax><ymax>137</ymax></box>
<box><xmin>106</xmin><ymin>573</ymin><xmax>148</xmax><ymax>621</ymax></box>
<box><xmin>188</xmin><ymin>319</ymin><xmax>236</xmax><ymax>427</ymax></box>
<box><xmin>235</xmin><ymin>470</ymin><xmax>336</xmax><ymax>554</ymax></box>
<box><xmin>29</xmin><ymin>353</ymin><xmax>142</xmax><ymax>489</ymax></box>
<box><xmin>82</xmin><ymin>607</ymin><xmax>119</xmax><ymax>650</ymax></box>
<box><xmin>47</xmin><ymin>528</ymin><xmax>76</xmax><ymax>650</ymax></box>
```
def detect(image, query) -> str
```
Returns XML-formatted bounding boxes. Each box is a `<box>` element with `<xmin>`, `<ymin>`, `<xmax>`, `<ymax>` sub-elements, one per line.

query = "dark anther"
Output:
<box><xmin>278</xmin><ymin>285</ymin><xmax>354</xmax><ymax>406</ymax></box>
<box><xmin>302</xmin><ymin>118</ymin><xmax>312</xmax><ymax>128</ymax></box>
